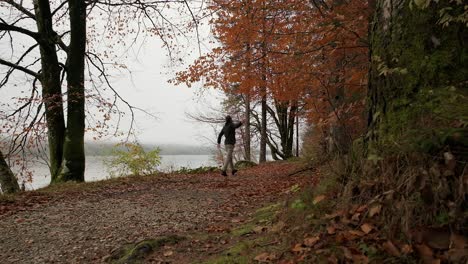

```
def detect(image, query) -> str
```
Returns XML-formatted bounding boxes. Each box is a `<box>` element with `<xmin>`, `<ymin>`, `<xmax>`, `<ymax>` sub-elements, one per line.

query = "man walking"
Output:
<box><xmin>217</xmin><ymin>115</ymin><xmax>244</xmax><ymax>176</ymax></box>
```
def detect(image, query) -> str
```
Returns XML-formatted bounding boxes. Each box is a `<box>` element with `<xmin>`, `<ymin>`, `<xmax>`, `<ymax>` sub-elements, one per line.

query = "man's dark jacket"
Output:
<box><xmin>218</xmin><ymin>121</ymin><xmax>242</xmax><ymax>145</ymax></box>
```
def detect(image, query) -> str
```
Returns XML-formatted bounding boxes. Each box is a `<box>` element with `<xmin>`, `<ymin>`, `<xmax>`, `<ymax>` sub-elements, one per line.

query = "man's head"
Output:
<box><xmin>225</xmin><ymin>115</ymin><xmax>232</xmax><ymax>123</ymax></box>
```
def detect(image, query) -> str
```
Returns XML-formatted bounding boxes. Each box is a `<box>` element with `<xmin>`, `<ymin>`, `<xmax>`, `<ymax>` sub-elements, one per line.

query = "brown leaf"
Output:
<box><xmin>351</xmin><ymin>212</ymin><xmax>361</xmax><ymax>221</ymax></box>
<box><xmin>414</xmin><ymin>243</ymin><xmax>434</xmax><ymax>262</ymax></box>
<box><xmin>253</xmin><ymin>226</ymin><xmax>267</xmax><ymax>234</ymax></box>
<box><xmin>348</xmin><ymin>230</ymin><xmax>365</xmax><ymax>237</ymax></box>
<box><xmin>450</xmin><ymin>233</ymin><xmax>468</xmax><ymax>249</ymax></box>
<box><xmin>368</xmin><ymin>204</ymin><xmax>382</xmax><ymax>217</ymax></box>
<box><xmin>382</xmin><ymin>240</ymin><xmax>400</xmax><ymax>257</ymax></box>
<box><xmin>422</xmin><ymin>229</ymin><xmax>451</xmax><ymax>250</ymax></box>
<box><xmin>327</xmin><ymin>225</ymin><xmax>336</xmax><ymax>235</ymax></box>
<box><xmin>324</xmin><ymin>210</ymin><xmax>345</xmax><ymax>220</ymax></box>
<box><xmin>291</xmin><ymin>243</ymin><xmax>309</xmax><ymax>253</ymax></box>
<box><xmin>352</xmin><ymin>254</ymin><xmax>369</xmax><ymax>264</ymax></box>
<box><xmin>304</xmin><ymin>236</ymin><xmax>320</xmax><ymax>247</ymax></box>
<box><xmin>401</xmin><ymin>244</ymin><xmax>413</xmax><ymax>255</ymax></box>
<box><xmin>313</xmin><ymin>195</ymin><xmax>326</xmax><ymax>205</ymax></box>
<box><xmin>360</xmin><ymin>223</ymin><xmax>374</xmax><ymax>234</ymax></box>
<box><xmin>270</xmin><ymin>221</ymin><xmax>285</xmax><ymax>233</ymax></box>
<box><xmin>254</xmin><ymin>252</ymin><xmax>276</xmax><ymax>262</ymax></box>
<box><xmin>356</xmin><ymin>205</ymin><xmax>368</xmax><ymax>213</ymax></box>
<box><xmin>163</xmin><ymin>250</ymin><xmax>173</xmax><ymax>257</ymax></box>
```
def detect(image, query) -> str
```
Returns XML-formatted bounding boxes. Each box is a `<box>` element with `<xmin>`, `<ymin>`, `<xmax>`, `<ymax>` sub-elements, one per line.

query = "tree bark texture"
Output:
<box><xmin>57</xmin><ymin>0</ymin><xmax>86</xmax><ymax>182</ymax></box>
<box><xmin>33</xmin><ymin>0</ymin><xmax>66</xmax><ymax>180</ymax></box>
<box><xmin>0</xmin><ymin>150</ymin><xmax>20</xmax><ymax>194</ymax></box>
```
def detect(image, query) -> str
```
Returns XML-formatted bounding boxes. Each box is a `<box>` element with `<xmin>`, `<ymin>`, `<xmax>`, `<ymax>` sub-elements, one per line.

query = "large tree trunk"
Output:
<box><xmin>0</xmin><ymin>150</ymin><xmax>20</xmax><ymax>194</ymax></box>
<box><xmin>33</xmin><ymin>0</ymin><xmax>66</xmax><ymax>181</ymax></box>
<box><xmin>367</xmin><ymin>0</ymin><xmax>467</xmax><ymax>157</ymax></box>
<box><xmin>57</xmin><ymin>0</ymin><xmax>86</xmax><ymax>182</ymax></box>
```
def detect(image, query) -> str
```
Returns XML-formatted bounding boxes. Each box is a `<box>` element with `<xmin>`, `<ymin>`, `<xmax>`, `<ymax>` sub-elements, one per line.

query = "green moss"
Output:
<box><xmin>106</xmin><ymin>235</ymin><xmax>185</xmax><ymax>264</ymax></box>
<box><xmin>368</xmin><ymin>0</ymin><xmax>467</xmax><ymax>156</ymax></box>
<box><xmin>253</xmin><ymin>203</ymin><xmax>281</xmax><ymax>222</ymax></box>
<box><xmin>173</xmin><ymin>166</ymin><xmax>218</xmax><ymax>174</ymax></box>
<box><xmin>234</xmin><ymin>160</ymin><xmax>257</xmax><ymax>169</ymax></box>
<box><xmin>202</xmin><ymin>237</ymin><xmax>273</xmax><ymax>264</ymax></box>
<box><xmin>231</xmin><ymin>203</ymin><xmax>282</xmax><ymax>237</ymax></box>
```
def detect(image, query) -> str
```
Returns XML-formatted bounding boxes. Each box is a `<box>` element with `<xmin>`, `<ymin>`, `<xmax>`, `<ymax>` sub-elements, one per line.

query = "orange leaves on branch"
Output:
<box><xmin>174</xmin><ymin>0</ymin><xmax>372</xmax><ymax>138</ymax></box>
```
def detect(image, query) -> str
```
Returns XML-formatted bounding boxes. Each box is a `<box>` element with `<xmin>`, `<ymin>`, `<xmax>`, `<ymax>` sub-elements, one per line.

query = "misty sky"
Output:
<box><xmin>98</xmin><ymin>38</ymin><xmax>222</xmax><ymax>146</ymax></box>
<box><xmin>0</xmin><ymin>6</ymin><xmax>223</xmax><ymax>147</ymax></box>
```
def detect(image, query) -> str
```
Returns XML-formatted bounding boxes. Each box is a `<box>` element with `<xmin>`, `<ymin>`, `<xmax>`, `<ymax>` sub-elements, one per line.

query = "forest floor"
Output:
<box><xmin>0</xmin><ymin>161</ymin><xmax>316</xmax><ymax>263</ymax></box>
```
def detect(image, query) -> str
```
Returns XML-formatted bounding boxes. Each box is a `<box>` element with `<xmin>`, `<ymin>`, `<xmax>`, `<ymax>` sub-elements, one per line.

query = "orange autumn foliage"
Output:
<box><xmin>174</xmin><ymin>0</ymin><xmax>372</xmax><ymax>140</ymax></box>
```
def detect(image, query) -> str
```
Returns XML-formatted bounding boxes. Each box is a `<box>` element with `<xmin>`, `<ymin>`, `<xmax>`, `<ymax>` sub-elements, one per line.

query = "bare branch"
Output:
<box><xmin>0</xmin><ymin>22</ymin><xmax>39</xmax><ymax>40</ymax></box>
<box><xmin>4</xmin><ymin>0</ymin><xmax>36</xmax><ymax>20</ymax></box>
<box><xmin>0</xmin><ymin>57</ymin><xmax>39</xmax><ymax>78</ymax></box>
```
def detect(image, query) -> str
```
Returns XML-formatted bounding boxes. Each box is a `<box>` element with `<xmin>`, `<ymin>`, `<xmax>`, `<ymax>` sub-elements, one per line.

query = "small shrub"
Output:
<box><xmin>105</xmin><ymin>142</ymin><xmax>161</xmax><ymax>177</ymax></box>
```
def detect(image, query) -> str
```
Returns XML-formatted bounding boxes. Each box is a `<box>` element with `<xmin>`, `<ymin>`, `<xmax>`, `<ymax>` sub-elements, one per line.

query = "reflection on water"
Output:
<box><xmin>15</xmin><ymin>155</ymin><xmax>217</xmax><ymax>190</ymax></box>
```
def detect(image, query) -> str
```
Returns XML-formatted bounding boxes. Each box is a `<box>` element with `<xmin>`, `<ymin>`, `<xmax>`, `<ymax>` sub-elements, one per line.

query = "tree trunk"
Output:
<box><xmin>244</xmin><ymin>93</ymin><xmax>251</xmax><ymax>161</ymax></box>
<box><xmin>0</xmin><ymin>150</ymin><xmax>20</xmax><ymax>194</ymax></box>
<box><xmin>296</xmin><ymin>112</ymin><xmax>299</xmax><ymax>157</ymax></box>
<box><xmin>259</xmin><ymin>93</ymin><xmax>267</xmax><ymax>163</ymax></box>
<box><xmin>33</xmin><ymin>0</ymin><xmax>66</xmax><ymax>181</ymax></box>
<box><xmin>57</xmin><ymin>0</ymin><xmax>86</xmax><ymax>182</ymax></box>
<box><xmin>266</xmin><ymin>100</ymin><xmax>296</xmax><ymax>160</ymax></box>
<box><xmin>367</xmin><ymin>0</ymin><xmax>467</xmax><ymax>157</ymax></box>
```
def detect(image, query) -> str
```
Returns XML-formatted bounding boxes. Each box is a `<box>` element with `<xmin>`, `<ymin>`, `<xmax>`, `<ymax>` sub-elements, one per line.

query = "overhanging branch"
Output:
<box><xmin>0</xmin><ymin>58</ymin><xmax>39</xmax><ymax>79</ymax></box>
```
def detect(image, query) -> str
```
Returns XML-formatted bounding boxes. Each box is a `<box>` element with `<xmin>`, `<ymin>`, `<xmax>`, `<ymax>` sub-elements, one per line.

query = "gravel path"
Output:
<box><xmin>0</xmin><ymin>162</ymin><xmax>310</xmax><ymax>263</ymax></box>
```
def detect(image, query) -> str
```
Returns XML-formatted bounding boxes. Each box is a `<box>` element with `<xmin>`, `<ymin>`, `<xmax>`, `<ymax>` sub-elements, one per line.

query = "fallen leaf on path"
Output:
<box><xmin>450</xmin><ymin>233</ymin><xmax>468</xmax><ymax>249</ymax></box>
<box><xmin>356</xmin><ymin>205</ymin><xmax>368</xmax><ymax>213</ymax></box>
<box><xmin>327</xmin><ymin>225</ymin><xmax>336</xmax><ymax>235</ymax></box>
<box><xmin>304</xmin><ymin>236</ymin><xmax>320</xmax><ymax>247</ymax></box>
<box><xmin>401</xmin><ymin>244</ymin><xmax>413</xmax><ymax>254</ymax></box>
<box><xmin>270</xmin><ymin>221</ymin><xmax>285</xmax><ymax>233</ymax></box>
<box><xmin>351</xmin><ymin>213</ymin><xmax>361</xmax><ymax>221</ymax></box>
<box><xmin>348</xmin><ymin>230</ymin><xmax>365</xmax><ymax>237</ymax></box>
<box><xmin>163</xmin><ymin>250</ymin><xmax>173</xmax><ymax>257</ymax></box>
<box><xmin>324</xmin><ymin>210</ymin><xmax>345</xmax><ymax>220</ymax></box>
<box><xmin>352</xmin><ymin>254</ymin><xmax>369</xmax><ymax>263</ymax></box>
<box><xmin>414</xmin><ymin>244</ymin><xmax>433</xmax><ymax>260</ymax></box>
<box><xmin>291</xmin><ymin>243</ymin><xmax>310</xmax><ymax>253</ymax></box>
<box><xmin>254</xmin><ymin>252</ymin><xmax>277</xmax><ymax>262</ymax></box>
<box><xmin>360</xmin><ymin>223</ymin><xmax>374</xmax><ymax>234</ymax></box>
<box><xmin>383</xmin><ymin>241</ymin><xmax>400</xmax><ymax>257</ymax></box>
<box><xmin>312</xmin><ymin>195</ymin><xmax>326</xmax><ymax>205</ymax></box>
<box><xmin>253</xmin><ymin>226</ymin><xmax>267</xmax><ymax>234</ymax></box>
<box><xmin>368</xmin><ymin>204</ymin><xmax>382</xmax><ymax>217</ymax></box>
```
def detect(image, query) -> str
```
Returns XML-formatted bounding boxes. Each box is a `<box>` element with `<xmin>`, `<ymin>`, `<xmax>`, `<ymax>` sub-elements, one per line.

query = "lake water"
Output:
<box><xmin>18</xmin><ymin>155</ymin><xmax>217</xmax><ymax>190</ymax></box>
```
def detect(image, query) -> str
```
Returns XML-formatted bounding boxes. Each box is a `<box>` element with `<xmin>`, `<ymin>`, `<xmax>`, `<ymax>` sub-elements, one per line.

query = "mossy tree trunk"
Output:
<box><xmin>0</xmin><ymin>150</ymin><xmax>20</xmax><ymax>194</ymax></box>
<box><xmin>367</xmin><ymin>0</ymin><xmax>467</xmax><ymax>155</ymax></box>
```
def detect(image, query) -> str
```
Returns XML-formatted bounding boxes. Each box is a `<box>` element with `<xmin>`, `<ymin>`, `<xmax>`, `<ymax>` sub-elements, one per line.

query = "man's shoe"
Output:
<box><xmin>232</xmin><ymin>169</ymin><xmax>238</xmax><ymax>176</ymax></box>
<box><xmin>221</xmin><ymin>171</ymin><xmax>228</xmax><ymax>176</ymax></box>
